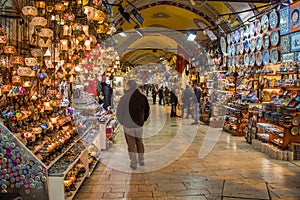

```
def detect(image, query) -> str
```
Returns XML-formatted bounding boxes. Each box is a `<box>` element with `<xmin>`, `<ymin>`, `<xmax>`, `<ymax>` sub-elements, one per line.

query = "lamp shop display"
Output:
<box><xmin>0</xmin><ymin>0</ymin><xmax>119</xmax><ymax>197</ymax></box>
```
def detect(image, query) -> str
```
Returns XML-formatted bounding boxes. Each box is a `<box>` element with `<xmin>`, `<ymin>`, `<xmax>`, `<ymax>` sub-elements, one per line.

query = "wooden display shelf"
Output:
<box><xmin>223</xmin><ymin>127</ymin><xmax>244</xmax><ymax>136</ymax></box>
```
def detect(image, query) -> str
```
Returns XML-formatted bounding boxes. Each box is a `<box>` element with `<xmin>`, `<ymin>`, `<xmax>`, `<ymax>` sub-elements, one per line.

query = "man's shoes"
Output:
<box><xmin>130</xmin><ymin>165</ymin><xmax>137</xmax><ymax>170</ymax></box>
<box><xmin>139</xmin><ymin>161</ymin><xmax>144</xmax><ymax>166</ymax></box>
<box><xmin>191</xmin><ymin>121</ymin><xmax>199</xmax><ymax>125</ymax></box>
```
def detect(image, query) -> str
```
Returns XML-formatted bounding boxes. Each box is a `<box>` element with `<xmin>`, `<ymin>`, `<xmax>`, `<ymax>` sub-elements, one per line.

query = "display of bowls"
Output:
<box><xmin>255</xmin><ymin>20</ymin><xmax>261</xmax><ymax>35</ymax></box>
<box><xmin>262</xmin><ymin>49</ymin><xmax>270</xmax><ymax>66</ymax></box>
<box><xmin>262</xmin><ymin>33</ymin><xmax>270</xmax><ymax>49</ymax></box>
<box><xmin>249</xmin><ymin>52</ymin><xmax>256</xmax><ymax>67</ymax></box>
<box><xmin>256</xmin><ymin>35</ymin><xmax>263</xmax><ymax>51</ymax></box>
<box><xmin>270</xmin><ymin>30</ymin><xmax>279</xmax><ymax>46</ymax></box>
<box><xmin>220</xmin><ymin>37</ymin><xmax>227</xmax><ymax>54</ymax></box>
<box><xmin>269</xmin><ymin>10</ymin><xmax>278</xmax><ymax>29</ymax></box>
<box><xmin>270</xmin><ymin>47</ymin><xmax>279</xmax><ymax>64</ymax></box>
<box><xmin>244</xmin><ymin>39</ymin><xmax>250</xmax><ymax>53</ymax></box>
<box><xmin>261</xmin><ymin>14</ymin><xmax>269</xmax><ymax>32</ymax></box>
<box><xmin>244</xmin><ymin>53</ymin><xmax>250</xmax><ymax>67</ymax></box>
<box><xmin>256</xmin><ymin>51</ymin><xmax>262</xmax><ymax>66</ymax></box>
<box><xmin>250</xmin><ymin>38</ymin><xmax>256</xmax><ymax>52</ymax></box>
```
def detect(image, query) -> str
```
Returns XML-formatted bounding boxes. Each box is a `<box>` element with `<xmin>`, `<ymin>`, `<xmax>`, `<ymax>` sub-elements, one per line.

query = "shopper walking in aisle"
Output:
<box><xmin>191</xmin><ymin>83</ymin><xmax>201</xmax><ymax>125</ymax></box>
<box><xmin>170</xmin><ymin>88</ymin><xmax>179</xmax><ymax>117</ymax></box>
<box><xmin>152</xmin><ymin>84</ymin><xmax>157</xmax><ymax>104</ymax></box>
<box><xmin>158</xmin><ymin>86</ymin><xmax>164</xmax><ymax>105</ymax></box>
<box><xmin>164</xmin><ymin>86</ymin><xmax>170</xmax><ymax>105</ymax></box>
<box><xmin>116</xmin><ymin>80</ymin><xmax>150</xmax><ymax>170</ymax></box>
<box><xmin>181</xmin><ymin>85</ymin><xmax>193</xmax><ymax>119</ymax></box>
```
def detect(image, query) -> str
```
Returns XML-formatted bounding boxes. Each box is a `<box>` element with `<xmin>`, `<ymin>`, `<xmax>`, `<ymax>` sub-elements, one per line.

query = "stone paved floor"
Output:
<box><xmin>75</xmin><ymin>103</ymin><xmax>300</xmax><ymax>200</ymax></box>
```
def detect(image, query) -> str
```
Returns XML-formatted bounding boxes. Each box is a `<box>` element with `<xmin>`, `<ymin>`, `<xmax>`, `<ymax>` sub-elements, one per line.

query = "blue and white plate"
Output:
<box><xmin>255</xmin><ymin>20</ymin><xmax>261</xmax><ymax>35</ymax></box>
<box><xmin>269</xmin><ymin>10</ymin><xmax>278</xmax><ymax>29</ymax></box>
<box><xmin>250</xmin><ymin>52</ymin><xmax>255</xmax><ymax>67</ymax></box>
<box><xmin>256</xmin><ymin>35</ymin><xmax>262</xmax><ymax>51</ymax></box>
<box><xmin>244</xmin><ymin>53</ymin><xmax>249</xmax><ymax>67</ymax></box>
<box><xmin>270</xmin><ymin>48</ymin><xmax>279</xmax><ymax>64</ymax></box>
<box><xmin>227</xmin><ymin>34</ymin><xmax>231</xmax><ymax>45</ymax></box>
<box><xmin>231</xmin><ymin>43</ymin><xmax>236</xmax><ymax>56</ymax></box>
<box><xmin>261</xmin><ymin>14</ymin><xmax>269</xmax><ymax>32</ymax></box>
<box><xmin>244</xmin><ymin>25</ymin><xmax>250</xmax><ymax>38</ymax></box>
<box><xmin>250</xmin><ymin>38</ymin><xmax>256</xmax><ymax>52</ymax></box>
<box><xmin>262</xmin><ymin>49</ymin><xmax>270</xmax><ymax>66</ymax></box>
<box><xmin>244</xmin><ymin>39</ymin><xmax>250</xmax><ymax>53</ymax></box>
<box><xmin>262</xmin><ymin>33</ymin><xmax>270</xmax><ymax>49</ymax></box>
<box><xmin>227</xmin><ymin>45</ymin><xmax>231</xmax><ymax>56</ymax></box>
<box><xmin>249</xmin><ymin>22</ymin><xmax>256</xmax><ymax>37</ymax></box>
<box><xmin>240</xmin><ymin>41</ymin><xmax>244</xmax><ymax>54</ymax></box>
<box><xmin>256</xmin><ymin>51</ymin><xmax>262</xmax><ymax>66</ymax></box>
<box><xmin>235</xmin><ymin>30</ymin><xmax>240</xmax><ymax>43</ymax></box>
<box><xmin>270</xmin><ymin>30</ymin><xmax>279</xmax><ymax>46</ymax></box>
<box><xmin>220</xmin><ymin>37</ymin><xmax>227</xmax><ymax>54</ymax></box>
<box><xmin>240</xmin><ymin>28</ymin><xmax>245</xmax><ymax>40</ymax></box>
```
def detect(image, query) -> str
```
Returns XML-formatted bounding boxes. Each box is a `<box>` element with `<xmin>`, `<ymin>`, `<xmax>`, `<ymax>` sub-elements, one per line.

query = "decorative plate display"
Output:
<box><xmin>280</xmin><ymin>6</ymin><xmax>290</xmax><ymax>35</ymax></box>
<box><xmin>280</xmin><ymin>35</ymin><xmax>290</xmax><ymax>53</ymax></box>
<box><xmin>261</xmin><ymin>14</ymin><xmax>269</xmax><ymax>32</ymax></box>
<box><xmin>255</xmin><ymin>20</ymin><xmax>261</xmax><ymax>35</ymax></box>
<box><xmin>240</xmin><ymin>28</ymin><xmax>245</xmax><ymax>40</ymax></box>
<box><xmin>250</xmin><ymin>38</ymin><xmax>256</xmax><ymax>52</ymax></box>
<box><xmin>281</xmin><ymin>52</ymin><xmax>294</xmax><ymax>62</ymax></box>
<box><xmin>262</xmin><ymin>33</ymin><xmax>270</xmax><ymax>49</ymax></box>
<box><xmin>256</xmin><ymin>51</ymin><xmax>262</xmax><ymax>66</ymax></box>
<box><xmin>244</xmin><ymin>39</ymin><xmax>250</xmax><ymax>53</ymax></box>
<box><xmin>227</xmin><ymin>34</ymin><xmax>231</xmax><ymax>45</ymax></box>
<box><xmin>231</xmin><ymin>56</ymin><xmax>235</xmax><ymax>67</ymax></box>
<box><xmin>227</xmin><ymin>45</ymin><xmax>231</xmax><ymax>56</ymax></box>
<box><xmin>249</xmin><ymin>22</ymin><xmax>256</xmax><ymax>37</ymax></box>
<box><xmin>235</xmin><ymin>55</ymin><xmax>240</xmax><ymax>66</ymax></box>
<box><xmin>292</xmin><ymin>117</ymin><xmax>299</xmax><ymax>126</ymax></box>
<box><xmin>220</xmin><ymin>37</ymin><xmax>227</xmax><ymax>54</ymax></box>
<box><xmin>256</xmin><ymin>35</ymin><xmax>262</xmax><ymax>51</ymax></box>
<box><xmin>235</xmin><ymin>30</ymin><xmax>240</xmax><ymax>43</ymax></box>
<box><xmin>249</xmin><ymin>52</ymin><xmax>256</xmax><ymax>67</ymax></box>
<box><xmin>270</xmin><ymin>30</ymin><xmax>279</xmax><ymax>46</ymax></box>
<box><xmin>227</xmin><ymin>56</ymin><xmax>232</xmax><ymax>66</ymax></box>
<box><xmin>244</xmin><ymin>53</ymin><xmax>250</xmax><ymax>67</ymax></box>
<box><xmin>262</xmin><ymin>49</ymin><xmax>270</xmax><ymax>66</ymax></box>
<box><xmin>240</xmin><ymin>41</ymin><xmax>244</xmax><ymax>54</ymax></box>
<box><xmin>231</xmin><ymin>43</ymin><xmax>236</xmax><ymax>56</ymax></box>
<box><xmin>269</xmin><ymin>10</ymin><xmax>278</xmax><ymax>29</ymax></box>
<box><xmin>270</xmin><ymin>48</ymin><xmax>279</xmax><ymax>64</ymax></box>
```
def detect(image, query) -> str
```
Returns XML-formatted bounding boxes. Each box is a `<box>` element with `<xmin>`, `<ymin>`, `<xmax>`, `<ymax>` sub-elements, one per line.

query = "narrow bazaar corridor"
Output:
<box><xmin>75</xmin><ymin>102</ymin><xmax>300</xmax><ymax>200</ymax></box>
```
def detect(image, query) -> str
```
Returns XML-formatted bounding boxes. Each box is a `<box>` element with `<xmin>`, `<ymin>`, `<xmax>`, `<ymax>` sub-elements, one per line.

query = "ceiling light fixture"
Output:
<box><xmin>187</xmin><ymin>31</ymin><xmax>197</xmax><ymax>41</ymax></box>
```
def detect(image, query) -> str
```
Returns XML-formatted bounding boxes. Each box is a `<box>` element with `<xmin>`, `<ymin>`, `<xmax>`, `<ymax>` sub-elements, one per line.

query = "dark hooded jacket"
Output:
<box><xmin>116</xmin><ymin>88</ymin><xmax>150</xmax><ymax>128</ymax></box>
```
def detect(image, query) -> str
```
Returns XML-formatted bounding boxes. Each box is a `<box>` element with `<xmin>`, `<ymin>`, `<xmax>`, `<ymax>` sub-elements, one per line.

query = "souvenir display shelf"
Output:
<box><xmin>99</xmin><ymin>112</ymin><xmax>119</xmax><ymax>150</ymax></box>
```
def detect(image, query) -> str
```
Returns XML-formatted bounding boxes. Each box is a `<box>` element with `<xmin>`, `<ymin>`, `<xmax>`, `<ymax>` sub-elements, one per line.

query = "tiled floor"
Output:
<box><xmin>75</xmin><ymin>103</ymin><xmax>300</xmax><ymax>200</ymax></box>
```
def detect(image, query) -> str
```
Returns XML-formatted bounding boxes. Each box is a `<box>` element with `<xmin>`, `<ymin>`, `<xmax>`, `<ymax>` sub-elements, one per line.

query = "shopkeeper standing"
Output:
<box><xmin>116</xmin><ymin>80</ymin><xmax>150</xmax><ymax>170</ymax></box>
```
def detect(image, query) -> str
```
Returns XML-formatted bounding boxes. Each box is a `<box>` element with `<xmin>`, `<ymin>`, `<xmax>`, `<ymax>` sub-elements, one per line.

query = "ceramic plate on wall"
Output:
<box><xmin>250</xmin><ymin>38</ymin><xmax>256</xmax><ymax>52</ymax></box>
<box><xmin>244</xmin><ymin>53</ymin><xmax>249</xmax><ymax>67</ymax></box>
<box><xmin>249</xmin><ymin>52</ymin><xmax>255</xmax><ymax>67</ymax></box>
<box><xmin>249</xmin><ymin>22</ymin><xmax>256</xmax><ymax>37</ymax></box>
<box><xmin>262</xmin><ymin>49</ymin><xmax>270</xmax><ymax>66</ymax></box>
<box><xmin>244</xmin><ymin>25</ymin><xmax>250</xmax><ymax>38</ymax></box>
<box><xmin>220</xmin><ymin>37</ymin><xmax>227</xmax><ymax>54</ymax></box>
<box><xmin>280</xmin><ymin>6</ymin><xmax>290</xmax><ymax>35</ymax></box>
<box><xmin>240</xmin><ymin>28</ymin><xmax>245</xmax><ymax>40</ymax></box>
<box><xmin>270</xmin><ymin>30</ymin><xmax>279</xmax><ymax>46</ymax></box>
<box><xmin>262</xmin><ymin>33</ymin><xmax>270</xmax><ymax>49</ymax></box>
<box><xmin>227</xmin><ymin>34</ymin><xmax>231</xmax><ymax>45</ymax></box>
<box><xmin>231</xmin><ymin>32</ymin><xmax>235</xmax><ymax>44</ymax></box>
<box><xmin>244</xmin><ymin>39</ymin><xmax>250</xmax><ymax>53</ymax></box>
<box><xmin>240</xmin><ymin>41</ymin><xmax>244</xmax><ymax>54</ymax></box>
<box><xmin>256</xmin><ymin>35</ymin><xmax>262</xmax><ymax>51</ymax></box>
<box><xmin>269</xmin><ymin>10</ymin><xmax>278</xmax><ymax>29</ymax></box>
<box><xmin>270</xmin><ymin>48</ymin><xmax>279</xmax><ymax>64</ymax></box>
<box><xmin>235</xmin><ymin>30</ymin><xmax>240</xmax><ymax>43</ymax></box>
<box><xmin>236</xmin><ymin>43</ymin><xmax>240</xmax><ymax>55</ymax></box>
<box><xmin>261</xmin><ymin>14</ymin><xmax>269</xmax><ymax>32</ymax></box>
<box><xmin>231</xmin><ymin>43</ymin><xmax>236</xmax><ymax>56</ymax></box>
<box><xmin>227</xmin><ymin>45</ymin><xmax>231</xmax><ymax>56</ymax></box>
<box><xmin>256</xmin><ymin>51</ymin><xmax>262</xmax><ymax>66</ymax></box>
<box><xmin>255</xmin><ymin>20</ymin><xmax>262</xmax><ymax>35</ymax></box>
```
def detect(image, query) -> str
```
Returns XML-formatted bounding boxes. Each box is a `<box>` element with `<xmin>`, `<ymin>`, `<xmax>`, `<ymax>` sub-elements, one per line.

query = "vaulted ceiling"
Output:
<box><xmin>111</xmin><ymin>0</ymin><xmax>277</xmax><ymax>67</ymax></box>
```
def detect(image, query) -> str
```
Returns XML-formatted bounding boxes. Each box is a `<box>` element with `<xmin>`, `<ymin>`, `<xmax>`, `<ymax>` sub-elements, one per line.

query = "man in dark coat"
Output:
<box><xmin>181</xmin><ymin>85</ymin><xmax>193</xmax><ymax>119</ymax></box>
<box><xmin>116</xmin><ymin>80</ymin><xmax>150</xmax><ymax>170</ymax></box>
